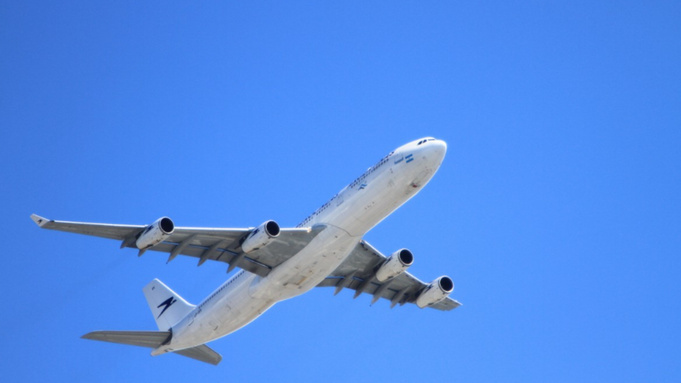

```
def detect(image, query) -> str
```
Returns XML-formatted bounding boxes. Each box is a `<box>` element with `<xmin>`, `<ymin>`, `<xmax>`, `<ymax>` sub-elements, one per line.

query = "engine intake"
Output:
<box><xmin>375</xmin><ymin>249</ymin><xmax>414</xmax><ymax>282</ymax></box>
<box><xmin>416</xmin><ymin>276</ymin><xmax>454</xmax><ymax>308</ymax></box>
<box><xmin>136</xmin><ymin>217</ymin><xmax>175</xmax><ymax>249</ymax></box>
<box><xmin>241</xmin><ymin>220</ymin><xmax>280</xmax><ymax>253</ymax></box>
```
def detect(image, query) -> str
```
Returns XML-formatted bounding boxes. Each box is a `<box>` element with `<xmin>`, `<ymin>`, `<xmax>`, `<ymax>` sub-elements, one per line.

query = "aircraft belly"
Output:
<box><xmin>257</xmin><ymin>225</ymin><xmax>358</xmax><ymax>301</ymax></box>
<box><xmin>167</xmin><ymin>227</ymin><xmax>357</xmax><ymax>350</ymax></box>
<box><xmin>329</xmin><ymin>170</ymin><xmax>420</xmax><ymax>236</ymax></box>
<box><xmin>170</xmin><ymin>282</ymin><xmax>276</xmax><ymax>350</ymax></box>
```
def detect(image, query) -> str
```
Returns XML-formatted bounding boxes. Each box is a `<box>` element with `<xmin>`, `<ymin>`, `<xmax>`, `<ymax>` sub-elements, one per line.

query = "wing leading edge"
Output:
<box><xmin>317</xmin><ymin>240</ymin><xmax>461</xmax><ymax>311</ymax></box>
<box><xmin>31</xmin><ymin>214</ymin><xmax>324</xmax><ymax>277</ymax></box>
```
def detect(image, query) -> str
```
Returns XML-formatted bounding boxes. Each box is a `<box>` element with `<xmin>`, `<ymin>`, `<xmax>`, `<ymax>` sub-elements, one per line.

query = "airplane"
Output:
<box><xmin>31</xmin><ymin>137</ymin><xmax>460</xmax><ymax>365</ymax></box>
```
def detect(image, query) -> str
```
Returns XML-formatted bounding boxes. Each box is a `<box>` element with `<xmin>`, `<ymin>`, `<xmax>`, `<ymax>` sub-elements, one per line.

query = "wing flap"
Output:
<box><xmin>430</xmin><ymin>297</ymin><xmax>462</xmax><ymax>311</ymax></box>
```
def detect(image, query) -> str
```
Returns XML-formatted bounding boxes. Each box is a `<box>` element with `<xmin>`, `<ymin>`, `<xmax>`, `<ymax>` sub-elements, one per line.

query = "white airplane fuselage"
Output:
<box><xmin>154</xmin><ymin>138</ymin><xmax>447</xmax><ymax>355</ymax></box>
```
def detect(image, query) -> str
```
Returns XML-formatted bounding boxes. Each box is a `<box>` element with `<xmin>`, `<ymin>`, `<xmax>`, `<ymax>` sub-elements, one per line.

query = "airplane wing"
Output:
<box><xmin>317</xmin><ymin>240</ymin><xmax>461</xmax><ymax>311</ymax></box>
<box><xmin>31</xmin><ymin>214</ymin><xmax>324</xmax><ymax>277</ymax></box>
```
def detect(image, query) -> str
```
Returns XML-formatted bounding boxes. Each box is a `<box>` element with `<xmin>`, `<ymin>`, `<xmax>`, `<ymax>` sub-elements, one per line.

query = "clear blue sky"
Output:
<box><xmin>2</xmin><ymin>1</ymin><xmax>680</xmax><ymax>382</ymax></box>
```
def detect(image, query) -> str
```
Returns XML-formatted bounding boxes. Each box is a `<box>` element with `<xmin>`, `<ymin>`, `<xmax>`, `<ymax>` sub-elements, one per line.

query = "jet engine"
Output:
<box><xmin>136</xmin><ymin>217</ymin><xmax>175</xmax><ymax>249</ymax></box>
<box><xmin>241</xmin><ymin>220</ymin><xmax>280</xmax><ymax>253</ymax></box>
<box><xmin>415</xmin><ymin>276</ymin><xmax>454</xmax><ymax>308</ymax></box>
<box><xmin>375</xmin><ymin>249</ymin><xmax>414</xmax><ymax>282</ymax></box>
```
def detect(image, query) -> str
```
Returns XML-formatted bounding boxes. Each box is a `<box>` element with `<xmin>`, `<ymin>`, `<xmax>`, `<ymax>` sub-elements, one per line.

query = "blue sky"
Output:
<box><xmin>2</xmin><ymin>1</ymin><xmax>680</xmax><ymax>382</ymax></box>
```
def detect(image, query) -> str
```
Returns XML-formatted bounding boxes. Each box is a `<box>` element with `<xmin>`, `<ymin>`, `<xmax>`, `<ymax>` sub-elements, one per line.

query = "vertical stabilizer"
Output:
<box><xmin>143</xmin><ymin>279</ymin><xmax>195</xmax><ymax>331</ymax></box>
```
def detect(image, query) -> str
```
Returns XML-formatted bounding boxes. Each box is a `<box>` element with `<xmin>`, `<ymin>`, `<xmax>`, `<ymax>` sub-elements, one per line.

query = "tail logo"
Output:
<box><xmin>157</xmin><ymin>297</ymin><xmax>177</xmax><ymax>318</ymax></box>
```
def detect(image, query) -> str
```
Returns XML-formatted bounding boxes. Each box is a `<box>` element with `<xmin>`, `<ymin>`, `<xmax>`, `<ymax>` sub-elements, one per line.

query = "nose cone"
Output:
<box><xmin>432</xmin><ymin>139</ymin><xmax>447</xmax><ymax>158</ymax></box>
<box><xmin>428</xmin><ymin>139</ymin><xmax>447</xmax><ymax>165</ymax></box>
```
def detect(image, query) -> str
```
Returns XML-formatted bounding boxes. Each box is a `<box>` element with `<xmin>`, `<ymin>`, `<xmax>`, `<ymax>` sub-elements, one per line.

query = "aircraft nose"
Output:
<box><xmin>434</xmin><ymin>139</ymin><xmax>447</xmax><ymax>154</ymax></box>
<box><xmin>430</xmin><ymin>139</ymin><xmax>447</xmax><ymax>162</ymax></box>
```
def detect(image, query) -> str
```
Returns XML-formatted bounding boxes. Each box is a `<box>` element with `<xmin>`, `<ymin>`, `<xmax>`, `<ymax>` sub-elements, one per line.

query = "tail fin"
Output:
<box><xmin>82</xmin><ymin>331</ymin><xmax>222</xmax><ymax>365</ymax></box>
<box><xmin>143</xmin><ymin>279</ymin><xmax>195</xmax><ymax>331</ymax></box>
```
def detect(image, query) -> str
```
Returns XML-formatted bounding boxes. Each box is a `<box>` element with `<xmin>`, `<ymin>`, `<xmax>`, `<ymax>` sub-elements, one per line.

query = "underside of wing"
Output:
<box><xmin>146</xmin><ymin>225</ymin><xmax>325</xmax><ymax>276</ymax></box>
<box><xmin>31</xmin><ymin>214</ymin><xmax>144</xmax><ymax>240</ymax></box>
<box><xmin>31</xmin><ymin>214</ymin><xmax>325</xmax><ymax>277</ymax></box>
<box><xmin>317</xmin><ymin>240</ymin><xmax>461</xmax><ymax>311</ymax></box>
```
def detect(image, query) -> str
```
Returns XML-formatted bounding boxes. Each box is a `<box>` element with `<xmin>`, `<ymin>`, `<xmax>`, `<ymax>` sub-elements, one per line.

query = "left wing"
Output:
<box><xmin>31</xmin><ymin>214</ymin><xmax>324</xmax><ymax>277</ymax></box>
<box><xmin>317</xmin><ymin>240</ymin><xmax>461</xmax><ymax>311</ymax></box>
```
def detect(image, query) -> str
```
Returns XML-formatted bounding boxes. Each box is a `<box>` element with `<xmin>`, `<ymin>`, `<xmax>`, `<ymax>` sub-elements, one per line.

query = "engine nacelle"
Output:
<box><xmin>241</xmin><ymin>220</ymin><xmax>280</xmax><ymax>253</ymax></box>
<box><xmin>375</xmin><ymin>249</ymin><xmax>414</xmax><ymax>282</ymax></box>
<box><xmin>136</xmin><ymin>217</ymin><xmax>175</xmax><ymax>249</ymax></box>
<box><xmin>416</xmin><ymin>276</ymin><xmax>454</xmax><ymax>308</ymax></box>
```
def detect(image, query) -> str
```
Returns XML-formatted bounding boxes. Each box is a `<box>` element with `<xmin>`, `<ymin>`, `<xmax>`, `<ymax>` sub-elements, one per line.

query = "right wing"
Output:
<box><xmin>31</xmin><ymin>214</ymin><xmax>324</xmax><ymax>277</ymax></box>
<box><xmin>317</xmin><ymin>240</ymin><xmax>461</xmax><ymax>311</ymax></box>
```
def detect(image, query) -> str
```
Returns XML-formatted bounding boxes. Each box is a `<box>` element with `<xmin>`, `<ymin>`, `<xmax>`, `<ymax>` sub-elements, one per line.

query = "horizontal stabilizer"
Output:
<box><xmin>82</xmin><ymin>331</ymin><xmax>222</xmax><ymax>365</ymax></box>
<box><xmin>174</xmin><ymin>345</ymin><xmax>222</xmax><ymax>365</ymax></box>
<box><xmin>82</xmin><ymin>330</ymin><xmax>170</xmax><ymax>348</ymax></box>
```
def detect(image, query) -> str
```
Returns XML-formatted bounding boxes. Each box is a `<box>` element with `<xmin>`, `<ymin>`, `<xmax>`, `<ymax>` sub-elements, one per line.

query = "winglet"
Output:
<box><xmin>31</xmin><ymin>214</ymin><xmax>51</xmax><ymax>228</ymax></box>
